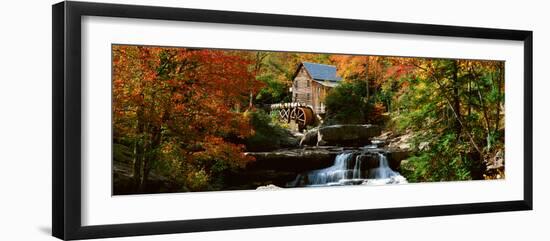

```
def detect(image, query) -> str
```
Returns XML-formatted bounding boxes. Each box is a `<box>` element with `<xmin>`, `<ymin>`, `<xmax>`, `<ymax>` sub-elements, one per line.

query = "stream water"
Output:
<box><xmin>287</xmin><ymin>146</ymin><xmax>407</xmax><ymax>187</ymax></box>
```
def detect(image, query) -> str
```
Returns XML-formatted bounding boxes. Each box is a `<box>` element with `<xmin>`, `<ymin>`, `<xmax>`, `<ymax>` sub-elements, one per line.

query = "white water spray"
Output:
<box><xmin>363</xmin><ymin>153</ymin><xmax>407</xmax><ymax>185</ymax></box>
<box><xmin>288</xmin><ymin>151</ymin><xmax>407</xmax><ymax>187</ymax></box>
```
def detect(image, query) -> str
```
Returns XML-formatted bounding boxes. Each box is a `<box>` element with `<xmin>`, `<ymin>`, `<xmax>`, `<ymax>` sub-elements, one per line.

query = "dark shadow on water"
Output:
<box><xmin>38</xmin><ymin>226</ymin><xmax>51</xmax><ymax>236</ymax></box>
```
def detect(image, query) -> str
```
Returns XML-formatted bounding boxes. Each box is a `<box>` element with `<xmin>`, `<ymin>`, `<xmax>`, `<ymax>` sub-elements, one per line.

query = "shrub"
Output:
<box><xmin>244</xmin><ymin>110</ymin><xmax>297</xmax><ymax>152</ymax></box>
<box><xmin>324</xmin><ymin>81</ymin><xmax>384</xmax><ymax>125</ymax></box>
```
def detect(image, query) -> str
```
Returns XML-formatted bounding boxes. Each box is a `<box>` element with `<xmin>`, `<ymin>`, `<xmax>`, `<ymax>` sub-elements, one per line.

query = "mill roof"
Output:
<box><xmin>300</xmin><ymin>62</ymin><xmax>342</xmax><ymax>82</ymax></box>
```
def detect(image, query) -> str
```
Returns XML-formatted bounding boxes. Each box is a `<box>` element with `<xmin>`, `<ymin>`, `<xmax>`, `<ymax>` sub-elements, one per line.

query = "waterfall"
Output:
<box><xmin>352</xmin><ymin>157</ymin><xmax>362</xmax><ymax>179</ymax></box>
<box><xmin>369</xmin><ymin>153</ymin><xmax>397</xmax><ymax>179</ymax></box>
<box><xmin>287</xmin><ymin>151</ymin><xmax>407</xmax><ymax>187</ymax></box>
<box><xmin>364</xmin><ymin>153</ymin><xmax>408</xmax><ymax>185</ymax></box>
<box><xmin>306</xmin><ymin>152</ymin><xmax>359</xmax><ymax>186</ymax></box>
<box><xmin>287</xmin><ymin>152</ymin><xmax>362</xmax><ymax>187</ymax></box>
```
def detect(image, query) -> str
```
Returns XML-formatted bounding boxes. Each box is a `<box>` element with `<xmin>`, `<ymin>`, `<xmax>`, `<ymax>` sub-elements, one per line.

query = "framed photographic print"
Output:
<box><xmin>52</xmin><ymin>1</ymin><xmax>533</xmax><ymax>240</ymax></box>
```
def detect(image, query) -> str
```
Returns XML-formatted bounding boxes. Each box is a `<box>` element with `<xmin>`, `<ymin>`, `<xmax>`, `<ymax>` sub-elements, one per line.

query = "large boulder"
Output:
<box><xmin>240</xmin><ymin>146</ymin><xmax>409</xmax><ymax>188</ymax></box>
<box><xmin>246</xmin><ymin>128</ymin><xmax>299</xmax><ymax>152</ymax></box>
<box><xmin>300</xmin><ymin>128</ymin><xmax>318</xmax><ymax>146</ymax></box>
<box><xmin>245</xmin><ymin>147</ymin><xmax>343</xmax><ymax>172</ymax></box>
<box><xmin>279</xmin><ymin>130</ymin><xmax>300</xmax><ymax>148</ymax></box>
<box><xmin>317</xmin><ymin>124</ymin><xmax>381</xmax><ymax>146</ymax></box>
<box><xmin>386</xmin><ymin>131</ymin><xmax>413</xmax><ymax>151</ymax></box>
<box><xmin>235</xmin><ymin>147</ymin><xmax>344</xmax><ymax>188</ymax></box>
<box><xmin>355</xmin><ymin>149</ymin><xmax>409</xmax><ymax>171</ymax></box>
<box><xmin>384</xmin><ymin>149</ymin><xmax>410</xmax><ymax>170</ymax></box>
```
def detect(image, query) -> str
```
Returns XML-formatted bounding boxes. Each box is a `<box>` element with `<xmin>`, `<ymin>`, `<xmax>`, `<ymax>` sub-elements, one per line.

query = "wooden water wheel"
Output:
<box><xmin>279</xmin><ymin>108</ymin><xmax>289</xmax><ymax>121</ymax></box>
<box><xmin>289</xmin><ymin>108</ymin><xmax>297</xmax><ymax>122</ymax></box>
<box><xmin>270</xmin><ymin>103</ymin><xmax>316</xmax><ymax>131</ymax></box>
<box><xmin>295</xmin><ymin>107</ymin><xmax>314</xmax><ymax>130</ymax></box>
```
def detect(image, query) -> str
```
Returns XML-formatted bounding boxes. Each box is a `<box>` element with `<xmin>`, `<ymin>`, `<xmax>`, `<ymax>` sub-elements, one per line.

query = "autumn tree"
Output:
<box><xmin>324</xmin><ymin>55</ymin><xmax>389</xmax><ymax>124</ymax></box>
<box><xmin>325</xmin><ymin>54</ymin><xmax>505</xmax><ymax>181</ymax></box>
<box><xmin>112</xmin><ymin>46</ymin><xmax>264</xmax><ymax>192</ymax></box>
<box><xmin>384</xmin><ymin>58</ymin><xmax>505</xmax><ymax>181</ymax></box>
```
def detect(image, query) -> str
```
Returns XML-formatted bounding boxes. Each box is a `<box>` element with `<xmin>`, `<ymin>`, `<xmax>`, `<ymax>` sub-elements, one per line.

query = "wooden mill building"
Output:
<box><xmin>291</xmin><ymin>62</ymin><xmax>342</xmax><ymax>114</ymax></box>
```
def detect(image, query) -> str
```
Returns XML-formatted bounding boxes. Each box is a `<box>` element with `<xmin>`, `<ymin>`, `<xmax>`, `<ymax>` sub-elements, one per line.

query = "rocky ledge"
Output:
<box><xmin>240</xmin><ymin>146</ymin><xmax>409</xmax><ymax>188</ymax></box>
<box><xmin>245</xmin><ymin>146</ymin><xmax>345</xmax><ymax>172</ymax></box>
<box><xmin>245</xmin><ymin>146</ymin><xmax>409</xmax><ymax>174</ymax></box>
<box><xmin>300</xmin><ymin>124</ymin><xmax>382</xmax><ymax>147</ymax></box>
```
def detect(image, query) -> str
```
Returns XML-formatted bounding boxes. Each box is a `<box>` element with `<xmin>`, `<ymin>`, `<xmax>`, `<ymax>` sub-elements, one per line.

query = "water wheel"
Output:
<box><xmin>279</xmin><ymin>108</ymin><xmax>289</xmax><ymax>121</ymax></box>
<box><xmin>289</xmin><ymin>108</ymin><xmax>297</xmax><ymax>121</ymax></box>
<box><xmin>295</xmin><ymin>107</ymin><xmax>314</xmax><ymax>130</ymax></box>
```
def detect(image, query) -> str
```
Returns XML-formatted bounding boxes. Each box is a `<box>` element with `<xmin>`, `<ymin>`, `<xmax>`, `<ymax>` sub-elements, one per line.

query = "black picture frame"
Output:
<box><xmin>52</xmin><ymin>1</ymin><xmax>533</xmax><ymax>240</ymax></box>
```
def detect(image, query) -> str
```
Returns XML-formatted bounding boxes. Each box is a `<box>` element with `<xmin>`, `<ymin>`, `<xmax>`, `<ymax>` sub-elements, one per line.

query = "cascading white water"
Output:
<box><xmin>287</xmin><ymin>151</ymin><xmax>407</xmax><ymax>187</ymax></box>
<box><xmin>352</xmin><ymin>157</ymin><xmax>362</xmax><ymax>179</ymax></box>
<box><xmin>288</xmin><ymin>152</ymin><xmax>362</xmax><ymax>187</ymax></box>
<box><xmin>364</xmin><ymin>153</ymin><xmax>407</xmax><ymax>185</ymax></box>
<box><xmin>306</xmin><ymin>152</ymin><xmax>361</xmax><ymax>186</ymax></box>
<box><xmin>369</xmin><ymin>153</ymin><xmax>397</xmax><ymax>179</ymax></box>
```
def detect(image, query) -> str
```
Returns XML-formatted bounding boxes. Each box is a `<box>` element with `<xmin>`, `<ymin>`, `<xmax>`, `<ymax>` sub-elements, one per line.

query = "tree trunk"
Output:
<box><xmin>452</xmin><ymin>60</ymin><xmax>461</xmax><ymax>136</ymax></box>
<box><xmin>495</xmin><ymin>63</ymin><xmax>504</xmax><ymax>132</ymax></box>
<box><xmin>140</xmin><ymin>111</ymin><xmax>168</xmax><ymax>191</ymax></box>
<box><xmin>141</xmin><ymin>126</ymin><xmax>160</xmax><ymax>191</ymax></box>
<box><xmin>133</xmin><ymin>106</ymin><xmax>145</xmax><ymax>191</ymax></box>
<box><xmin>364</xmin><ymin>60</ymin><xmax>369</xmax><ymax>102</ymax></box>
<box><xmin>468</xmin><ymin>78</ymin><xmax>471</xmax><ymax>117</ymax></box>
<box><xmin>249</xmin><ymin>91</ymin><xmax>253</xmax><ymax>109</ymax></box>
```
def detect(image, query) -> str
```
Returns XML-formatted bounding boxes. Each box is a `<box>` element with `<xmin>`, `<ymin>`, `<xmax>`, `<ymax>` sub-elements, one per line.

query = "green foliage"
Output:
<box><xmin>185</xmin><ymin>168</ymin><xmax>210</xmax><ymax>191</ymax></box>
<box><xmin>392</xmin><ymin>59</ymin><xmax>504</xmax><ymax>181</ymax></box>
<box><xmin>255</xmin><ymin>74</ymin><xmax>290</xmax><ymax>104</ymax></box>
<box><xmin>324</xmin><ymin>80</ymin><xmax>386</xmax><ymax>125</ymax></box>
<box><xmin>113</xmin><ymin>141</ymin><xmax>133</xmax><ymax>164</ymax></box>
<box><xmin>244</xmin><ymin>110</ymin><xmax>296</xmax><ymax>152</ymax></box>
<box><xmin>401</xmin><ymin>133</ymin><xmax>475</xmax><ymax>182</ymax></box>
<box><xmin>324</xmin><ymin>81</ymin><xmax>368</xmax><ymax>124</ymax></box>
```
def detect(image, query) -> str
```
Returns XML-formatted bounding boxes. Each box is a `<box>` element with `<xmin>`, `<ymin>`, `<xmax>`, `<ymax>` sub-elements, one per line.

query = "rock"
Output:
<box><xmin>355</xmin><ymin>149</ymin><xmax>409</xmax><ymax>171</ymax></box>
<box><xmin>245</xmin><ymin>147</ymin><xmax>340</xmax><ymax>173</ymax></box>
<box><xmin>293</xmin><ymin>132</ymin><xmax>305</xmax><ymax>140</ymax></box>
<box><xmin>236</xmin><ymin>147</ymin><xmax>345</xmax><ymax>188</ymax></box>
<box><xmin>385</xmin><ymin>149</ymin><xmax>410</xmax><ymax>170</ymax></box>
<box><xmin>486</xmin><ymin>150</ymin><xmax>504</xmax><ymax>170</ymax></box>
<box><xmin>113</xmin><ymin>161</ymin><xmax>180</xmax><ymax>195</ymax></box>
<box><xmin>300</xmin><ymin>128</ymin><xmax>318</xmax><ymax>146</ymax></box>
<box><xmin>386</xmin><ymin>132</ymin><xmax>413</xmax><ymax>151</ymax></box>
<box><xmin>376</xmin><ymin>131</ymin><xmax>394</xmax><ymax>140</ymax></box>
<box><xmin>356</xmin><ymin>153</ymin><xmax>380</xmax><ymax>169</ymax></box>
<box><xmin>370</xmin><ymin>139</ymin><xmax>387</xmax><ymax>147</ymax></box>
<box><xmin>280</xmin><ymin>131</ymin><xmax>299</xmax><ymax>148</ymax></box>
<box><xmin>243</xmin><ymin>146</ymin><xmax>409</xmax><ymax>189</ymax></box>
<box><xmin>317</xmin><ymin>124</ymin><xmax>381</xmax><ymax>146</ymax></box>
<box><xmin>418</xmin><ymin>141</ymin><xmax>430</xmax><ymax>151</ymax></box>
<box><xmin>246</xmin><ymin>128</ymin><xmax>299</xmax><ymax>152</ymax></box>
<box><xmin>256</xmin><ymin>184</ymin><xmax>282</xmax><ymax>190</ymax></box>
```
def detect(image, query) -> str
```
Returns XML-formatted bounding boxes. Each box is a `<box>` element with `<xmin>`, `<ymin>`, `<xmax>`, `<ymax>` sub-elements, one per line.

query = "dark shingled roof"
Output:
<box><xmin>302</xmin><ymin>62</ymin><xmax>342</xmax><ymax>82</ymax></box>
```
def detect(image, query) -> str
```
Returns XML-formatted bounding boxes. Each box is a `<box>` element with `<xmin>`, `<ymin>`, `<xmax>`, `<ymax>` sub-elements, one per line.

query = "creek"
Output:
<box><xmin>286</xmin><ymin>143</ymin><xmax>407</xmax><ymax>187</ymax></box>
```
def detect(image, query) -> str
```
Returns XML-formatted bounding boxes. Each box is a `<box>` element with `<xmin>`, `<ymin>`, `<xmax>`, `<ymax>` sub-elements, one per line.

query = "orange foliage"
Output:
<box><xmin>112</xmin><ymin>45</ymin><xmax>264</xmax><ymax>179</ymax></box>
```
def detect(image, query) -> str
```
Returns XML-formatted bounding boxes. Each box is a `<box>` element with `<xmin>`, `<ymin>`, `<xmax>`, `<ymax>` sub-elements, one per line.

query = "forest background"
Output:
<box><xmin>112</xmin><ymin>45</ymin><xmax>504</xmax><ymax>193</ymax></box>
